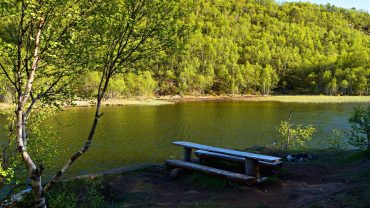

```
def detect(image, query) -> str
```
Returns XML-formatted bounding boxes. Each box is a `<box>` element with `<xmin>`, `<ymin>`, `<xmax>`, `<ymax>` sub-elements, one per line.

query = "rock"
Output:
<box><xmin>185</xmin><ymin>190</ymin><xmax>200</xmax><ymax>195</ymax></box>
<box><xmin>286</xmin><ymin>153</ymin><xmax>314</xmax><ymax>162</ymax></box>
<box><xmin>287</xmin><ymin>155</ymin><xmax>294</xmax><ymax>162</ymax></box>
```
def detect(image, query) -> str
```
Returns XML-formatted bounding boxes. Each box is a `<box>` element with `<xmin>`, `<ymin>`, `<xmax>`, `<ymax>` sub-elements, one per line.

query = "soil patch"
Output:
<box><xmin>65</xmin><ymin>150</ymin><xmax>370</xmax><ymax>207</ymax></box>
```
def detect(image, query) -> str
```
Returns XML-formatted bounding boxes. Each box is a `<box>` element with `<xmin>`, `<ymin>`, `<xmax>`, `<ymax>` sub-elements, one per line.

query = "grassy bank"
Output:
<box><xmin>255</xmin><ymin>95</ymin><xmax>370</xmax><ymax>103</ymax></box>
<box><xmin>1</xmin><ymin>95</ymin><xmax>369</xmax><ymax>111</ymax></box>
<box><xmin>71</xmin><ymin>99</ymin><xmax>174</xmax><ymax>107</ymax></box>
<box><xmin>161</xmin><ymin>95</ymin><xmax>370</xmax><ymax>103</ymax></box>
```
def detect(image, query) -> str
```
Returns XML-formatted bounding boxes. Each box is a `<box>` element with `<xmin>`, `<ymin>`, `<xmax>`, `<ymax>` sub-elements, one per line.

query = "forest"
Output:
<box><xmin>1</xmin><ymin>0</ymin><xmax>370</xmax><ymax>101</ymax></box>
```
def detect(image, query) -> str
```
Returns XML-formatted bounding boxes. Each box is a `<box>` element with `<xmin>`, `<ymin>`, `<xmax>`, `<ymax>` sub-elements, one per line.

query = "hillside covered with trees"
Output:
<box><xmin>1</xmin><ymin>0</ymin><xmax>370</xmax><ymax>101</ymax></box>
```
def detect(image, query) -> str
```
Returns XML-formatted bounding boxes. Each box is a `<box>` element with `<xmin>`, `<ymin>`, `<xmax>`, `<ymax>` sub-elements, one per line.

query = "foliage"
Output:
<box><xmin>277</xmin><ymin>120</ymin><xmax>316</xmax><ymax>150</ymax></box>
<box><xmin>84</xmin><ymin>180</ymin><xmax>105</xmax><ymax>208</ymax></box>
<box><xmin>348</xmin><ymin>106</ymin><xmax>370</xmax><ymax>150</ymax></box>
<box><xmin>46</xmin><ymin>179</ymin><xmax>105</xmax><ymax>208</ymax></box>
<box><xmin>0</xmin><ymin>106</ymin><xmax>60</xmax><ymax>203</ymax></box>
<box><xmin>0</xmin><ymin>161</ymin><xmax>14</xmax><ymax>186</ymax></box>
<box><xmin>69</xmin><ymin>0</ymin><xmax>370</xmax><ymax>97</ymax></box>
<box><xmin>325</xmin><ymin>129</ymin><xmax>347</xmax><ymax>149</ymax></box>
<box><xmin>1</xmin><ymin>106</ymin><xmax>60</xmax><ymax>174</ymax></box>
<box><xmin>2</xmin><ymin>0</ymin><xmax>370</xmax><ymax>99</ymax></box>
<box><xmin>48</xmin><ymin>191</ymin><xmax>78</xmax><ymax>208</ymax></box>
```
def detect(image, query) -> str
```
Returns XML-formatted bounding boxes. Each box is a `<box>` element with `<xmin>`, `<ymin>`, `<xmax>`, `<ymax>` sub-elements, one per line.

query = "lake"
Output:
<box><xmin>1</xmin><ymin>101</ymin><xmax>368</xmax><ymax>178</ymax></box>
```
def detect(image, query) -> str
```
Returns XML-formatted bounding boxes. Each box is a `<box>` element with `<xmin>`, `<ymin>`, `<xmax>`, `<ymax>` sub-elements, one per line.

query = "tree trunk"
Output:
<box><xmin>15</xmin><ymin>15</ymin><xmax>47</xmax><ymax>207</ymax></box>
<box><xmin>30</xmin><ymin>171</ymin><xmax>45</xmax><ymax>208</ymax></box>
<box><xmin>16</xmin><ymin>108</ymin><xmax>46</xmax><ymax>208</ymax></box>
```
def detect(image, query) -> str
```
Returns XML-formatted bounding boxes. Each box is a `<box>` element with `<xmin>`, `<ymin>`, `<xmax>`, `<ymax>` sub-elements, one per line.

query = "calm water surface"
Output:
<box><xmin>2</xmin><ymin>101</ymin><xmax>368</xmax><ymax>178</ymax></box>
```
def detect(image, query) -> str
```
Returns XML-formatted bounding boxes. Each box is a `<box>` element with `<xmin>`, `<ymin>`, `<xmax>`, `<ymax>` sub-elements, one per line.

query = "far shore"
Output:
<box><xmin>73</xmin><ymin>95</ymin><xmax>370</xmax><ymax>106</ymax></box>
<box><xmin>1</xmin><ymin>95</ymin><xmax>369</xmax><ymax>110</ymax></box>
<box><xmin>159</xmin><ymin>95</ymin><xmax>370</xmax><ymax>103</ymax></box>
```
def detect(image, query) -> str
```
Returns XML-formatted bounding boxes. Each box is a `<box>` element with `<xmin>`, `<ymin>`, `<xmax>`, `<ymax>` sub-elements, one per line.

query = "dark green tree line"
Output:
<box><xmin>70</xmin><ymin>0</ymin><xmax>370</xmax><ymax>97</ymax></box>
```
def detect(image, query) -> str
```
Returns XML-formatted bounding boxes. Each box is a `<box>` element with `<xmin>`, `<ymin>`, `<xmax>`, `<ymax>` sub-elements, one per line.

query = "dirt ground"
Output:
<box><xmin>92</xmin><ymin>150</ymin><xmax>370</xmax><ymax>208</ymax></box>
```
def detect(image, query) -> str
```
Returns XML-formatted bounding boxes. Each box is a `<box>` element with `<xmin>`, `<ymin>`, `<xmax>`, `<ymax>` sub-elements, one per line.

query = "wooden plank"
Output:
<box><xmin>195</xmin><ymin>150</ymin><xmax>244</xmax><ymax>163</ymax></box>
<box><xmin>165</xmin><ymin>160</ymin><xmax>256</xmax><ymax>184</ymax></box>
<box><xmin>195</xmin><ymin>150</ymin><xmax>282</xmax><ymax>167</ymax></box>
<box><xmin>173</xmin><ymin>141</ymin><xmax>281</xmax><ymax>162</ymax></box>
<box><xmin>259</xmin><ymin>160</ymin><xmax>283</xmax><ymax>167</ymax></box>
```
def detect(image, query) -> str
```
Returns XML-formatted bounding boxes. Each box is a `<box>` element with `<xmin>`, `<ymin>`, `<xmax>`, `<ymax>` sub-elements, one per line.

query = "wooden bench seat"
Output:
<box><xmin>173</xmin><ymin>141</ymin><xmax>281</xmax><ymax>163</ymax></box>
<box><xmin>166</xmin><ymin>160</ymin><xmax>256</xmax><ymax>184</ymax></box>
<box><xmin>195</xmin><ymin>150</ymin><xmax>283</xmax><ymax>167</ymax></box>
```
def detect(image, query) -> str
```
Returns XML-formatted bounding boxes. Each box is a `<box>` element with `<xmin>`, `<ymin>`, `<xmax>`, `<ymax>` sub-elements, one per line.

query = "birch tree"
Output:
<box><xmin>1</xmin><ymin>0</ymin><xmax>183</xmax><ymax>207</ymax></box>
<box><xmin>0</xmin><ymin>0</ymin><xmax>98</xmax><ymax>206</ymax></box>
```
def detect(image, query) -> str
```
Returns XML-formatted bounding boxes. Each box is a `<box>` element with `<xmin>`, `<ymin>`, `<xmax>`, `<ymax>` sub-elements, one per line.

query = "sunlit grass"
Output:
<box><xmin>257</xmin><ymin>95</ymin><xmax>370</xmax><ymax>103</ymax></box>
<box><xmin>72</xmin><ymin>98</ymin><xmax>174</xmax><ymax>107</ymax></box>
<box><xmin>0</xmin><ymin>102</ymin><xmax>13</xmax><ymax>110</ymax></box>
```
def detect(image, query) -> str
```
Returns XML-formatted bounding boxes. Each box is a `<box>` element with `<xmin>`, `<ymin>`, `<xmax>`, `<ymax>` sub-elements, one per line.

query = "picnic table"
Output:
<box><xmin>165</xmin><ymin>141</ymin><xmax>282</xmax><ymax>184</ymax></box>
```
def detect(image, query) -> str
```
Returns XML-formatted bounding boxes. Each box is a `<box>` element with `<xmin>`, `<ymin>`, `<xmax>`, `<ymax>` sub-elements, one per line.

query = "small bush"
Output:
<box><xmin>84</xmin><ymin>180</ymin><xmax>105</xmax><ymax>208</ymax></box>
<box><xmin>324</xmin><ymin>129</ymin><xmax>348</xmax><ymax>149</ymax></box>
<box><xmin>48</xmin><ymin>191</ymin><xmax>78</xmax><ymax>208</ymax></box>
<box><xmin>348</xmin><ymin>106</ymin><xmax>370</xmax><ymax>150</ymax></box>
<box><xmin>276</xmin><ymin>108</ymin><xmax>316</xmax><ymax>150</ymax></box>
<box><xmin>45</xmin><ymin>179</ymin><xmax>106</xmax><ymax>208</ymax></box>
<box><xmin>277</xmin><ymin>121</ymin><xmax>316</xmax><ymax>150</ymax></box>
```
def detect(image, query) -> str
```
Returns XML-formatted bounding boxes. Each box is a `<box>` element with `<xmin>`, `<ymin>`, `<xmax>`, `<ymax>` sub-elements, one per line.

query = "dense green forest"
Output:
<box><xmin>1</xmin><ymin>0</ymin><xmax>370</xmax><ymax>101</ymax></box>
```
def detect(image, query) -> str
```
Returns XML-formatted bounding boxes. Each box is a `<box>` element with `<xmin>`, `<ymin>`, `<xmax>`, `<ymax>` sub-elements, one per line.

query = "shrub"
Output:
<box><xmin>276</xmin><ymin>108</ymin><xmax>316</xmax><ymax>150</ymax></box>
<box><xmin>325</xmin><ymin>129</ymin><xmax>347</xmax><ymax>149</ymax></box>
<box><xmin>84</xmin><ymin>180</ymin><xmax>105</xmax><ymax>208</ymax></box>
<box><xmin>348</xmin><ymin>106</ymin><xmax>370</xmax><ymax>150</ymax></box>
<box><xmin>277</xmin><ymin>121</ymin><xmax>316</xmax><ymax>150</ymax></box>
<box><xmin>48</xmin><ymin>191</ymin><xmax>78</xmax><ymax>208</ymax></box>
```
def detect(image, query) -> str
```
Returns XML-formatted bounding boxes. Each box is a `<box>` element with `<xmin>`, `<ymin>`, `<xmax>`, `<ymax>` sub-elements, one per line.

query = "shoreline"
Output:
<box><xmin>1</xmin><ymin>95</ymin><xmax>370</xmax><ymax>110</ymax></box>
<box><xmin>74</xmin><ymin>95</ymin><xmax>370</xmax><ymax>107</ymax></box>
<box><xmin>159</xmin><ymin>95</ymin><xmax>370</xmax><ymax>103</ymax></box>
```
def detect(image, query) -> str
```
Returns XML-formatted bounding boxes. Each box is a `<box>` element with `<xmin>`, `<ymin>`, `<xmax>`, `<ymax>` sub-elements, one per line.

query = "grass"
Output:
<box><xmin>256</xmin><ymin>95</ymin><xmax>370</xmax><ymax>103</ymax></box>
<box><xmin>72</xmin><ymin>98</ymin><xmax>174</xmax><ymax>107</ymax></box>
<box><xmin>0</xmin><ymin>102</ymin><xmax>13</xmax><ymax>110</ymax></box>
<box><xmin>0</xmin><ymin>99</ymin><xmax>174</xmax><ymax>110</ymax></box>
<box><xmin>343</xmin><ymin>150</ymin><xmax>370</xmax><ymax>164</ymax></box>
<box><xmin>184</xmin><ymin>172</ymin><xmax>229</xmax><ymax>189</ymax></box>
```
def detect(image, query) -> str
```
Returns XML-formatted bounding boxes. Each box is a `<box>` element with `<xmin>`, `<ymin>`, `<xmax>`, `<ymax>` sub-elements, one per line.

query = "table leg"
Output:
<box><xmin>245</xmin><ymin>158</ymin><xmax>257</xmax><ymax>176</ymax></box>
<box><xmin>184</xmin><ymin>147</ymin><xmax>192</xmax><ymax>162</ymax></box>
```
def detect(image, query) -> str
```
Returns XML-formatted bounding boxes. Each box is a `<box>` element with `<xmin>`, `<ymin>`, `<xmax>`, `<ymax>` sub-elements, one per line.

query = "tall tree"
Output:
<box><xmin>0</xmin><ymin>0</ymin><xmax>99</xmax><ymax>206</ymax></box>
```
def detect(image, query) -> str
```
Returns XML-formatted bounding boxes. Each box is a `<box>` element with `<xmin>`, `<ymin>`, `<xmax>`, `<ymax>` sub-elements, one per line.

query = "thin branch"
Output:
<box><xmin>0</xmin><ymin>63</ymin><xmax>17</xmax><ymax>87</ymax></box>
<box><xmin>44</xmin><ymin>72</ymin><xmax>111</xmax><ymax>193</ymax></box>
<box><xmin>25</xmin><ymin>73</ymin><xmax>64</xmax><ymax>116</ymax></box>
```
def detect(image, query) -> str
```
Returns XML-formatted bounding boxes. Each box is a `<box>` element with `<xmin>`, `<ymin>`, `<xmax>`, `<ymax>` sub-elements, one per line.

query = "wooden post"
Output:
<box><xmin>184</xmin><ymin>147</ymin><xmax>192</xmax><ymax>162</ymax></box>
<box><xmin>245</xmin><ymin>159</ymin><xmax>256</xmax><ymax>176</ymax></box>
